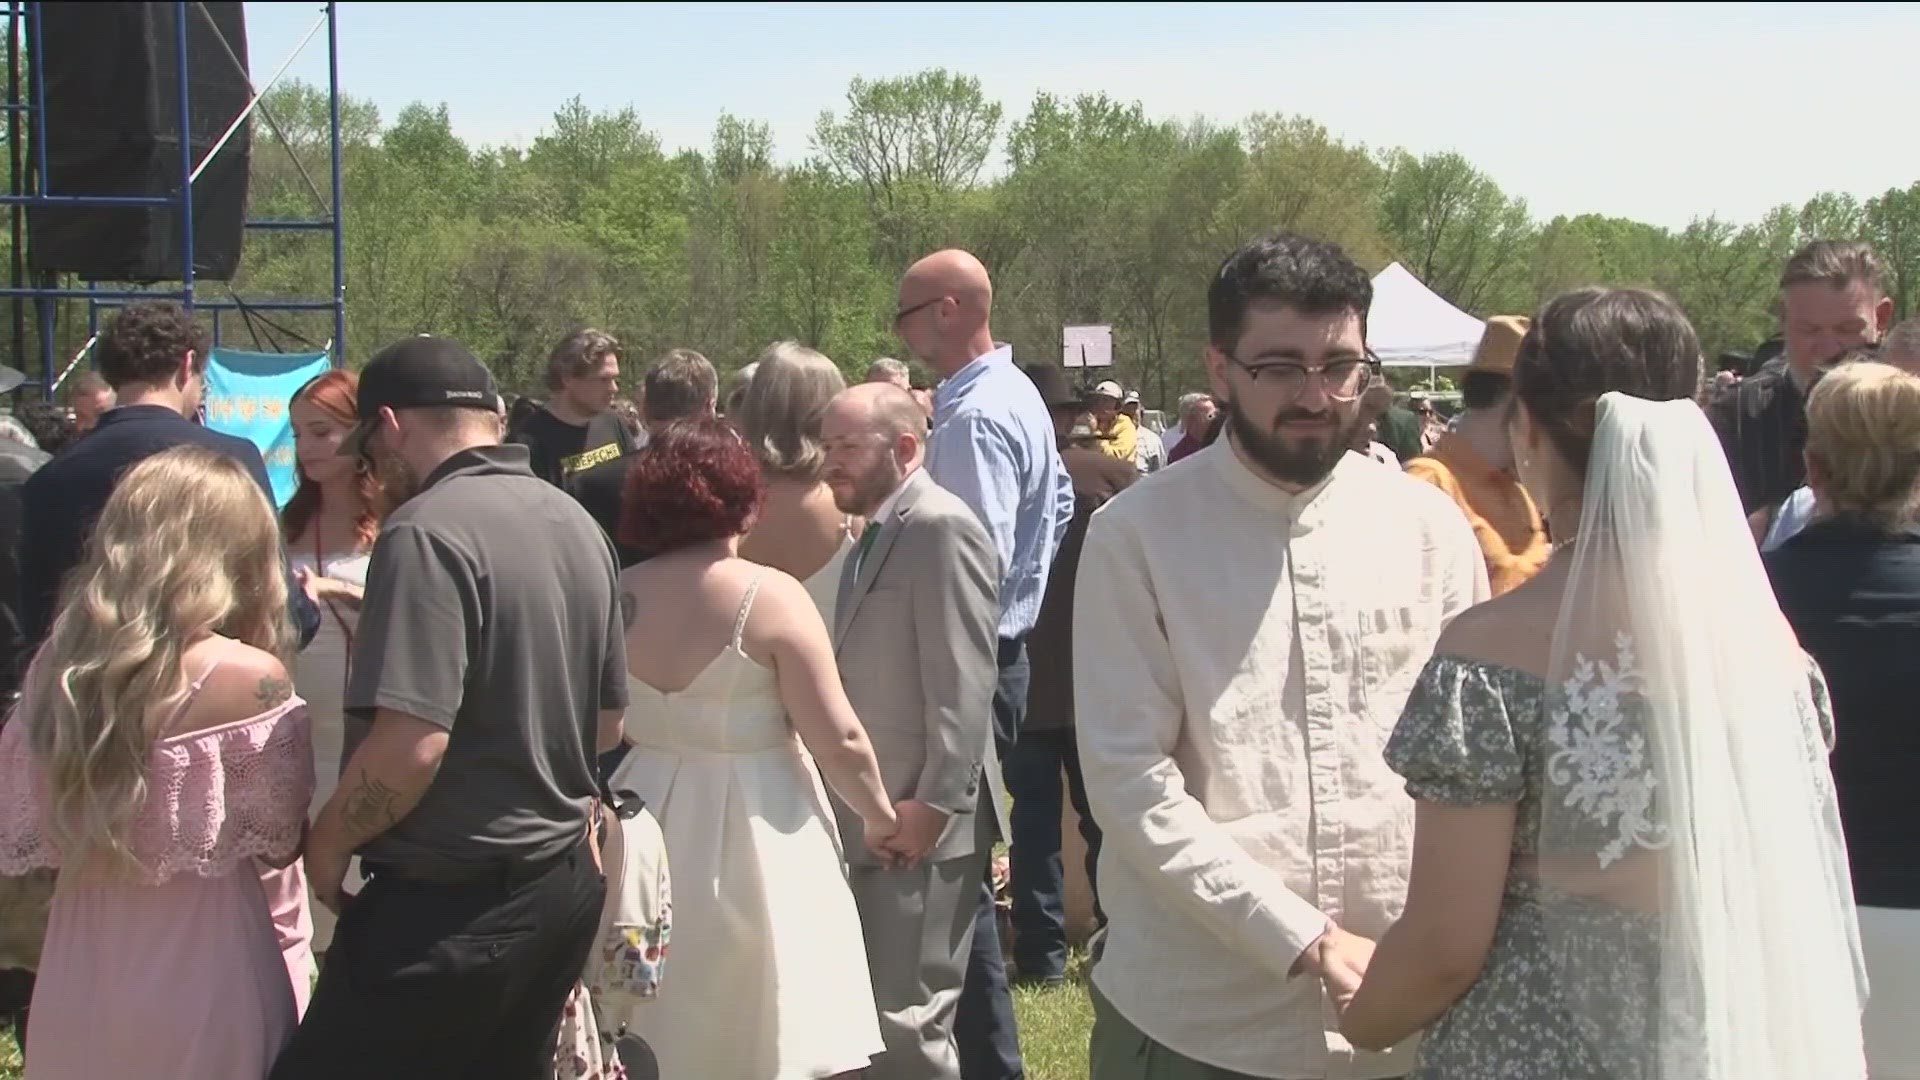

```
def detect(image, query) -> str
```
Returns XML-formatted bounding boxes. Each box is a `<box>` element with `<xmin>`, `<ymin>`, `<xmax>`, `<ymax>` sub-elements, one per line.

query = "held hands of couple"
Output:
<box><xmin>1300</xmin><ymin>924</ymin><xmax>1376</xmax><ymax>1014</ymax></box>
<box><xmin>862</xmin><ymin>799</ymin><xmax>948</xmax><ymax>868</ymax></box>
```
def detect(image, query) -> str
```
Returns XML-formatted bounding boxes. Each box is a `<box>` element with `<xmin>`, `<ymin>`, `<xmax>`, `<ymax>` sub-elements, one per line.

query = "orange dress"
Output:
<box><xmin>1405</xmin><ymin>433</ymin><xmax>1550</xmax><ymax>596</ymax></box>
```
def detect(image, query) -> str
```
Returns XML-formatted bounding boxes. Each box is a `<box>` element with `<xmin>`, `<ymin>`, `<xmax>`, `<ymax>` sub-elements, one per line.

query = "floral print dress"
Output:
<box><xmin>1382</xmin><ymin>644</ymin><xmax>1836</xmax><ymax>1079</ymax></box>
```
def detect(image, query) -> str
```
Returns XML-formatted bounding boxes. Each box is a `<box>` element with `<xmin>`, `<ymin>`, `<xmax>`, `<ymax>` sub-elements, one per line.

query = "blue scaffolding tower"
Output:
<box><xmin>0</xmin><ymin>1</ymin><xmax>346</xmax><ymax>392</ymax></box>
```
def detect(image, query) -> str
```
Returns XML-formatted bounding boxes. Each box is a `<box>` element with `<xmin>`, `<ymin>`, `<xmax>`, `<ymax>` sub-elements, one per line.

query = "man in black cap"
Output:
<box><xmin>272</xmin><ymin>335</ymin><xmax>629</xmax><ymax>1080</ymax></box>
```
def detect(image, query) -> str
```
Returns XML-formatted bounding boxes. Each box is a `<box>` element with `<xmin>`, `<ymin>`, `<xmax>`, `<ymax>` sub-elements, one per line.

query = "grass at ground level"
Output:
<box><xmin>0</xmin><ymin>950</ymin><xmax>1096</xmax><ymax>1080</ymax></box>
<box><xmin>1013</xmin><ymin>948</ymin><xmax>1097</xmax><ymax>1080</ymax></box>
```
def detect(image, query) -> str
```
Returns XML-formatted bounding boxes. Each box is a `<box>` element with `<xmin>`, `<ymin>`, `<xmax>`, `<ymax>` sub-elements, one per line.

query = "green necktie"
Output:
<box><xmin>853</xmin><ymin>524</ymin><xmax>880</xmax><ymax>578</ymax></box>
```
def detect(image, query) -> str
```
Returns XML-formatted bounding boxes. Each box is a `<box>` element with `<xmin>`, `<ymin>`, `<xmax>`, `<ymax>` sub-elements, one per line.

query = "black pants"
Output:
<box><xmin>270</xmin><ymin>841</ymin><xmax>605</xmax><ymax>1080</ymax></box>
<box><xmin>1004</xmin><ymin>727</ymin><xmax>1102</xmax><ymax>983</ymax></box>
<box><xmin>956</xmin><ymin>636</ymin><xmax>1028</xmax><ymax>1080</ymax></box>
<box><xmin>0</xmin><ymin>967</ymin><xmax>30</xmax><ymax>1056</ymax></box>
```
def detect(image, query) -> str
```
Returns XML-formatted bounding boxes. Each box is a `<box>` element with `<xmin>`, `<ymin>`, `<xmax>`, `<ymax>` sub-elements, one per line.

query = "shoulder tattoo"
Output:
<box><xmin>255</xmin><ymin>675</ymin><xmax>294</xmax><ymax>709</ymax></box>
<box><xmin>620</xmin><ymin>589</ymin><xmax>638</xmax><ymax>631</ymax></box>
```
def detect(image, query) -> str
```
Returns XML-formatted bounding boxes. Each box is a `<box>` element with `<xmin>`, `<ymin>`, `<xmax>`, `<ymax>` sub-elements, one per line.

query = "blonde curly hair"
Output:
<box><xmin>21</xmin><ymin>446</ymin><xmax>291</xmax><ymax>872</ymax></box>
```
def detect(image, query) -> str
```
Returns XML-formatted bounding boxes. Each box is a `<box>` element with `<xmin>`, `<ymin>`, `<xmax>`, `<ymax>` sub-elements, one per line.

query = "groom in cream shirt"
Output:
<box><xmin>1075</xmin><ymin>234</ymin><xmax>1488</xmax><ymax>1080</ymax></box>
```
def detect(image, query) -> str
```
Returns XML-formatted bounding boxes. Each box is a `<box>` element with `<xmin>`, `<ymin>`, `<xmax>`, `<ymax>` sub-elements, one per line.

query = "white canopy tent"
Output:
<box><xmin>1368</xmin><ymin>262</ymin><xmax>1486</xmax><ymax>371</ymax></box>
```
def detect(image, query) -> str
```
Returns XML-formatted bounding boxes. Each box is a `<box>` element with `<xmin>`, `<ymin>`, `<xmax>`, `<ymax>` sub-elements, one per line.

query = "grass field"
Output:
<box><xmin>0</xmin><ymin>950</ymin><xmax>1097</xmax><ymax>1080</ymax></box>
<box><xmin>1011</xmin><ymin>948</ymin><xmax>1097</xmax><ymax>1080</ymax></box>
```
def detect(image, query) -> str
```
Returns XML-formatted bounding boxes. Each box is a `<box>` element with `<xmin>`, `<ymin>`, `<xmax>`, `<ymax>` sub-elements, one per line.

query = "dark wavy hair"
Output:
<box><xmin>95</xmin><ymin>301</ymin><xmax>209</xmax><ymax>389</ymax></box>
<box><xmin>1208</xmin><ymin>233</ymin><xmax>1373</xmax><ymax>351</ymax></box>
<box><xmin>621</xmin><ymin>419</ymin><xmax>764</xmax><ymax>555</ymax></box>
<box><xmin>280</xmin><ymin>370</ymin><xmax>384</xmax><ymax>551</ymax></box>
<box><xmin>1513</xmin><ymin>287</ymin><xmax>1705</xmax><ymax>481</ymax></box>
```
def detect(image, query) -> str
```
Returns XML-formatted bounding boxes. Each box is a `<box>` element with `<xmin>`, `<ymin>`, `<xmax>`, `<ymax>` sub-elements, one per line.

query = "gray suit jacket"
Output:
<box><xmin>833</xmin><ymin>469</ymin><xmax>1008</xmax><ymax>867</ymax></box>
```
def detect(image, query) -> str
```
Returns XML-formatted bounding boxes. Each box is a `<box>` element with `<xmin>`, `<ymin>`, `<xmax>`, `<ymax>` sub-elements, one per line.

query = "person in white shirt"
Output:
<box><xmin>1075</xmin><ymin>233</ymin><xmax>1489</xmax><ymax>1080</ymax></box>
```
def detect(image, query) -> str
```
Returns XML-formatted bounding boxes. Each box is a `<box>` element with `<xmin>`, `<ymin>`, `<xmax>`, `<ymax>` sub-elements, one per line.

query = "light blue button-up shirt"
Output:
<box><xmin>926</xmin><ymin>345</ymin><xmax>1073</xmax><ymax>641</ymax></box>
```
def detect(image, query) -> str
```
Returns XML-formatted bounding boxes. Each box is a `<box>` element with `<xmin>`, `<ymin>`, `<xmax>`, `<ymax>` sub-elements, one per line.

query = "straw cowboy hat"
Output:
<box><xmin>1469</xmin><ymin>315</ymin><xmax>1530</xmax><ymax>376</ymax></box>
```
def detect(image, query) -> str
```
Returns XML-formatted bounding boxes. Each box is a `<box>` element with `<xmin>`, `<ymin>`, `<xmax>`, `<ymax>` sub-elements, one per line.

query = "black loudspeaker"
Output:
<box><xmin>26</xmin><ymin>2</ymin><xmax>250</xmax><ymax>283</ymax></box>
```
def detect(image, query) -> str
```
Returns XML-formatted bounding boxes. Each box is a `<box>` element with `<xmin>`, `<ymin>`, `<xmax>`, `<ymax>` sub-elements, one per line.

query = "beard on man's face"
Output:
<box><xmin>1223</xmin><ymin>391</ymin><xmax>1359</xmax><ymax>488</ymax></box>
<box><xmin>830</xmin><ymin>455</ymin><xmax>902</xmax><ymax>518</ymax></box>
<box><xmin>371</xmin><ymin>442</ymin><xmax>421</xmax><ymax>507</ymax></box>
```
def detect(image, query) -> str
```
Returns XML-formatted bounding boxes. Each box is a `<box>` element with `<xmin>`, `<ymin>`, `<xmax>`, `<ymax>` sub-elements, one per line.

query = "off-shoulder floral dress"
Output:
<box><xmin>1383</xmin><ymin>639</ymin><xmax>1836</xmax><ymax>1079</ymax></box>
<box><xmin>0</xmin><ymin>653</ymin><xmax>314</xmax><ymax>1079</ymax></box>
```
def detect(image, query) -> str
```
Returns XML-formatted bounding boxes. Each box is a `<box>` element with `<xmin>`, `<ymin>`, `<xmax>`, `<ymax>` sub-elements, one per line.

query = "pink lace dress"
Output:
<box><xmin>0</xmin><ymin>679</ymin><xmax>314</xmax><ymax>1079</ymax></box>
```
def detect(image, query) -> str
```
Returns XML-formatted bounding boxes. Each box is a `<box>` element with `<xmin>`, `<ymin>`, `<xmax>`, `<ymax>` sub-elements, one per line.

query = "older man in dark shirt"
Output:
<box><xmin>1711</xmin><ymin>240</ymin><xmax>1892</xmax><ymax>515</ymax></box>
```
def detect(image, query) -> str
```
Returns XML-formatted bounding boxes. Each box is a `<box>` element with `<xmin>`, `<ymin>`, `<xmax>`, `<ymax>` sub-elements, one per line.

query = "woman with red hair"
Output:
<box><xmin>604</xmin><ymin>419</ymin><xmax>895</xmax><ymax>1079</ymax></box>
<box><xmin>280</xmin><ymin>369</ymin><xmax>383</xmax><ymax>954</ymax></box>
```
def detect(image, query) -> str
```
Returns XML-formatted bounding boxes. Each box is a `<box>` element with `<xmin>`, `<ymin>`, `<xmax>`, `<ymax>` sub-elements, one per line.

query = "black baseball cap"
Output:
<box><xmin>340</xmin><ymin>335</ymin><xmax>501</xmax><ymax>456</ymax></box>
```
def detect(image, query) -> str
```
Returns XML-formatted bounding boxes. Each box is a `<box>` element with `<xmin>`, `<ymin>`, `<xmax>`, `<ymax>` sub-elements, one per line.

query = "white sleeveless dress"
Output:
<box><xmin>607</xmin><ymin>573</ymin><xmax>882</xmax><ymax>1079</ymax></box>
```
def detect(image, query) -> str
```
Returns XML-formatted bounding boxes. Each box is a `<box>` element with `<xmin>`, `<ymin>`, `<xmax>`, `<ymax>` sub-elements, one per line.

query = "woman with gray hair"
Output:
<box><xmin>721</xmin><ymin>361</ymin><xmax>759</xmax><ymax>428</ymax></box>
<box><xmin>734</xmin><ymin>342</ymin><xmax>860</xmax><ymax>627</ymax></box>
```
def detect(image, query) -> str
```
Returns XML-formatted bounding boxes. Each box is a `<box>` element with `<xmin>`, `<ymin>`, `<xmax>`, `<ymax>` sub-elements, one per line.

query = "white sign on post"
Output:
<box><xmin>1062</xmin><ymin>325</ymin><xmax>1113</xmax><ymax>369</ymax></box>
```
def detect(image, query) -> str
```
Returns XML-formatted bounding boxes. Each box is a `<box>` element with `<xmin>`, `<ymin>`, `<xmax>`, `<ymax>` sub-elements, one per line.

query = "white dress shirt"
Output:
<box><xmin>1074</xmin><ymin>441</ymin><xmax>1490</xmax><ymax>1078</ymax></box>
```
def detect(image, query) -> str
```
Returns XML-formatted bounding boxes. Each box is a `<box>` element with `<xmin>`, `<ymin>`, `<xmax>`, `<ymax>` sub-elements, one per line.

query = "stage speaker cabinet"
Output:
<box><xmin>26</xmin><ymin>2</ymin><xmax>251</xmax><ymax>283</ymax></box>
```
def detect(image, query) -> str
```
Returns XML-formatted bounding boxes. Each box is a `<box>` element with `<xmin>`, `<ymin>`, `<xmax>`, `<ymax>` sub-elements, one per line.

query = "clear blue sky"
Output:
<box><xmin>246</xmin><ymin>1</ymin><xmax>1920</xmax><ymax>230</ymax></box>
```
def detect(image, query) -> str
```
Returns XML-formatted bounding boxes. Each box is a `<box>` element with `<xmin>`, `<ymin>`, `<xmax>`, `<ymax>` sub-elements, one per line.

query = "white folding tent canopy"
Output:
<box><xmin>1368</xmin><ymin>262</ymin><xmax>1486</xmax><ymax>370</ymax></box>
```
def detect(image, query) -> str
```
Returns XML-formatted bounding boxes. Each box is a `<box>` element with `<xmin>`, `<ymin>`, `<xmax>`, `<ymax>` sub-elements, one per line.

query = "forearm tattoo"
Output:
<box><xmin>339</xmin><ymin>773</ymin><xmax>403</xmax><ymax>841</ymax></box>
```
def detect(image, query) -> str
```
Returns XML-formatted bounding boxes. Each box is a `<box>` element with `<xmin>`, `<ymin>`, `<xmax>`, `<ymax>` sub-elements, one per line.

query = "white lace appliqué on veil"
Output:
<box><xmin>1544</xmin><ymin>631</ymin><xmax>1669</xmax><ymax>867</ymax></box>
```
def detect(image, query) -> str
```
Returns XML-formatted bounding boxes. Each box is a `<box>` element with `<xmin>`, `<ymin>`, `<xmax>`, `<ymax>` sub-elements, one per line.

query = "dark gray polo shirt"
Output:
<box><xmin>344</xmin><ymin>443</ymin><xmax>627</xmax><ymax>868</ymax></box>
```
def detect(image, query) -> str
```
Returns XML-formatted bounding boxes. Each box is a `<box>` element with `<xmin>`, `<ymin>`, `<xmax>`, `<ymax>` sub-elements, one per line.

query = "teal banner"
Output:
<box><xmin>201</xmin><ymin>348</ymin><xmax>334</xmax><ymax>508</ymax></box>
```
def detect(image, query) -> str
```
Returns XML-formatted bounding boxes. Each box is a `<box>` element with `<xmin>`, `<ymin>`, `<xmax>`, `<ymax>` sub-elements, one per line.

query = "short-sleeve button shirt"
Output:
<box><xmin>344</xmin><ymin>443</ymin><xmax>629</xmax><ymax>868</ymax></box>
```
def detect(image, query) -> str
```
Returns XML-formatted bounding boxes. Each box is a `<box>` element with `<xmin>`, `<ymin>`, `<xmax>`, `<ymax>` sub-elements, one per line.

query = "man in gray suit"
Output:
<box><xmin>821</xmin><ymin>382</ymin><xmax>1008</xmax><ymax>1080</ymax></box>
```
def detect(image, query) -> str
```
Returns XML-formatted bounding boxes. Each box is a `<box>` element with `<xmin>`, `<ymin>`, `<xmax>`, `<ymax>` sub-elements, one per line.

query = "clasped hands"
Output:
<box><xmin>863</xmin><ymin>798</ymin><xmax>947</xmax><ymax>868</ymax></box>
<box><xmin>1301</xmin><ymin>924</ymin><xmax>1376</xmax><ymax>1015</ymax></box>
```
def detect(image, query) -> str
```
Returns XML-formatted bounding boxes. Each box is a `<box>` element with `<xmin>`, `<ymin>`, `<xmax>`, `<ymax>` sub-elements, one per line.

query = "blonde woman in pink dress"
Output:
<box><xmin>0</xmin><ymin>446</ymin><xmax>314</xmax><ymax>1078</ymax></box>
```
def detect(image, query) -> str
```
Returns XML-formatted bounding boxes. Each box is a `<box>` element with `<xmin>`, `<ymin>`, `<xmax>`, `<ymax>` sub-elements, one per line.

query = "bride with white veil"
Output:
<box><xmin>1336</xmin><ymin>287</ymin><xmax>1867</xmax><ymax>1079</ymax></box>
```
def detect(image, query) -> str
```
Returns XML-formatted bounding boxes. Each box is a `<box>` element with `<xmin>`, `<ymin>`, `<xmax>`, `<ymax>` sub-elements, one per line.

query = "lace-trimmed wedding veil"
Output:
<box><xmin>1539</xmin><ymin>392</ymin><xmax>1868</xmax><ymax>1078</ymax></box>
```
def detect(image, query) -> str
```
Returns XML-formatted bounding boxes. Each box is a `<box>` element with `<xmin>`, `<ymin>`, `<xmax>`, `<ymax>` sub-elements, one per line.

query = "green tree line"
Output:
<box><xmin>23</xmin><ymin>69</ymin><xmax>1920</xmax><ymax>404</ymax></box>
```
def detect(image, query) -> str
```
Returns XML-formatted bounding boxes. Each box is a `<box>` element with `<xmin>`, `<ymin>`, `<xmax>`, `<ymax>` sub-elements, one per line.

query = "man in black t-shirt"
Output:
<box><xmin>572</xmin><ymin>347</ymin><xmax>718</xmax><ymax>568</ymax></box>
<box><xmin>508</xmin><ymin>327</ymin><xmax>634</xmax><ymax>490</ymax></box>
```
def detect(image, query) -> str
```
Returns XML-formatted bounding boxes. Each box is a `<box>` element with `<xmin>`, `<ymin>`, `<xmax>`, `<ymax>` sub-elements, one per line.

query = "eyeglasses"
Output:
<box><xmin>1221</xmin><ymin>351</ymin><xmax>1377</xmax><ymax>403</ymax></box>
<box><xmin>892</xmin><ymin>296</ymin><xmax>947</xmax><ymax>329</ymax></box>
